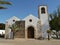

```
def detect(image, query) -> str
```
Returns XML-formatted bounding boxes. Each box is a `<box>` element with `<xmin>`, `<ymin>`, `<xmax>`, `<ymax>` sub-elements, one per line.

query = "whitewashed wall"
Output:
<box><xmin>5</xmin><ymin>16</ymin><xmax>20</xmax><ymax>38</ymax></box>
<box><xmin>23</xmin><ymin>14</ymin><xmax>39</xmax><ymax>38</ymax></box>
<box><xmin>39</xmin><ymin>6</ymin><xmax>50</xmax><ymax>38</ymax></box>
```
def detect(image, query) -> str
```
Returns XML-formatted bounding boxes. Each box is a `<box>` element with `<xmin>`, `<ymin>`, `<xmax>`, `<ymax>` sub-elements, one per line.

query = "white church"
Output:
<box><xmin>5</xmin><ymin>5</ymin><xmax>50</xmax><ymax>39</ymax></box>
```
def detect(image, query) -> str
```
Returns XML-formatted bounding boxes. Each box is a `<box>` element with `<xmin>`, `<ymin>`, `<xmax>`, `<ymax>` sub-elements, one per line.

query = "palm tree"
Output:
<box><xmin>47</xmin><ymin>30</ymin><xmax>51</xmax><ymax>40</ymax></box>
<box><xmin>0</xmin><ymin>0</ymin><xmax>11</xmax><ymax>9</ymax></box>
<box><xmin>11</xmin><ymin>24</ymin><xmax>19</xmax><ymax>33</ymax></box>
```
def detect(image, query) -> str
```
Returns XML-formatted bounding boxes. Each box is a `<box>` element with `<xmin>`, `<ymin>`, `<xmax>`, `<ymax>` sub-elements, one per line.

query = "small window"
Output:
<box><xmin>29</xmin><ymin>19</ymin><xmax>32</xmax><ymax>22</ymax></box>
<box><xmin>13</xmin><ymin>20</ymin><xmax>15</xmax><ymax>22</ymax></box>
<box><xmin>41</xmin><ymin>7</ymin><xmax>45</xmax><ymax>14</ymax></box>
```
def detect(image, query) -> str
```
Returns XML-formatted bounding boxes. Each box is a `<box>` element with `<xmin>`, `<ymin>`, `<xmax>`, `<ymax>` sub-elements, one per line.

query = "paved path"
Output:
<box><xmin>0</xmin><ymin>38</ymin><xmax>60</xmax><ymax>45</ymax></box>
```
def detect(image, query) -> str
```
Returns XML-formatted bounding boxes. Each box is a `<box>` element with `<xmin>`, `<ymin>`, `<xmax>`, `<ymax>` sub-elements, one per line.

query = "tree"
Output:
<box><xmin>11</xmin><ymin>23</ymin><xmax>19</xmax><ymax>33</ymax></box>
<box><xmin>0</xmin><ymin>23</ymin><xmax>5</xmax><ymax>30</ymax></box>
<box><xmin>0</xmin><ymin>0</ymin><xmax>11</xmax><ymax>9</ymax></box>
<box><xmin>47</xmin><ymin>30</ymin><xmax>51</xmax><ymax>40</ymax></box>
<box><xmin>49</xmin><ymin>6</ymin><xmax>60</xmax><ymax>38</ymax></box>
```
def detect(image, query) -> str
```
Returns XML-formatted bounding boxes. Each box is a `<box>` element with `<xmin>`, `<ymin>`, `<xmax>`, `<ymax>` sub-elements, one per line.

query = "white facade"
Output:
<box><xmin>5</xmin><ymin>5</ymin><xmax>50</xmax><ymax>39</ymax></box>
<box><xmin>5</xmin><ymin>16</ymin><xmax>20</xmax><ymax>38</ymax></box>
<box><xmin>23</xmin><ymin>14</ymin><xmax>40</xmax><ymax>38</ymax></box>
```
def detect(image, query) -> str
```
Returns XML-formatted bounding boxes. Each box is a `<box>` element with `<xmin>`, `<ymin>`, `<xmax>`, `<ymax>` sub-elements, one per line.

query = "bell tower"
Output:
<box><xmin>38</xmin><ymin>5</ymin><xmax>50</xmax><ymax>38</ymax></box>
<box><xmin>38</xmin><ymin>5</ymin><xmax>48</xmax><ymax>19</ymax></box>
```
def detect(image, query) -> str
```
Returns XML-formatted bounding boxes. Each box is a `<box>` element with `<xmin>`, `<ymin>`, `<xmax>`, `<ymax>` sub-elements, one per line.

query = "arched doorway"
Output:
<box><xmin>27</xmin><ymin>26</ymin><xmax>34</xmax><ymax>38</ymax></box>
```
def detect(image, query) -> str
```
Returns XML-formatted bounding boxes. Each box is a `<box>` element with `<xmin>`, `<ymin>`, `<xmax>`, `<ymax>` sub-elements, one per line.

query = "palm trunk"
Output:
<box><xmin>56</xmin><ymin>31</ymin><xmax>58</xmax><ymax>39</ymax></box>
<box><xmin>48</xmin><ymin>33</ymin><xmax>50</xmax><ymax>40</ymax></box>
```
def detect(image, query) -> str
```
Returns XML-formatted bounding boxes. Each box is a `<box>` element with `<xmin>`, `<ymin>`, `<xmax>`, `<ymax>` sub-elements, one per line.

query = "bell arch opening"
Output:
<box><xmin>41</xmin><ymin>7</ymin><xmax>45</xmax><ymax>14</ymax></box>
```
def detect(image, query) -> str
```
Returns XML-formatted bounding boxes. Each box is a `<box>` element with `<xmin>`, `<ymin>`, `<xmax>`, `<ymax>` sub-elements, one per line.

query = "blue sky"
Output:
<box><xmin>0</xmin><ymin>0</ymin><xmax>60</xmax><ymax>23</ymax></box>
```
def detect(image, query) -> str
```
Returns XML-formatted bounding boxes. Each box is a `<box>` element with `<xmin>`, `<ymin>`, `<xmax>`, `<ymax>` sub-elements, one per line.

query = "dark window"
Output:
<box><xmin>29</xmin><ymin>19</ymin><xmax>32</xmax><ymax>22</ymax></box>
<box><xmin>41</xmin><ymin>7</ymin><xmax>45</xmax><ymax>14</ymax></box>
<box><xmin>13</xmin><ymin>20</ymin><xmax>15</xmax><ymax>22</ymax></box>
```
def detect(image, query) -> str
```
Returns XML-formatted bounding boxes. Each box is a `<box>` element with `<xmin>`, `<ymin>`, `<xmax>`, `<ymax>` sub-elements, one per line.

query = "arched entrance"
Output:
<box><xmin>27</xmin><ymin>26</ymin><xmax>34</xmax><ymax>38</ymax></box>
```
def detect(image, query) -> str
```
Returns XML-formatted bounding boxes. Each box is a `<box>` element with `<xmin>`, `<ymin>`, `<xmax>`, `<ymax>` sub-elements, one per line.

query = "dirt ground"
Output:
<box><xmin>0</xmin><ymin>38</ymin><xmax>60</xmax><ymax>45</ymax></box>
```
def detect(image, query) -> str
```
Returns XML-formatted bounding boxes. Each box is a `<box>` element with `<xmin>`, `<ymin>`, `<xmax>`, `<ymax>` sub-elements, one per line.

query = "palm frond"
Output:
<box><xmin>0</xmin><ymin>1</ymin><xmax>11</xmax><ymax>5</ymax></box>
<box><xmin>0</xmin><ymin>6</ymin><xmax>7</xmax><ymax>9</ymax></box>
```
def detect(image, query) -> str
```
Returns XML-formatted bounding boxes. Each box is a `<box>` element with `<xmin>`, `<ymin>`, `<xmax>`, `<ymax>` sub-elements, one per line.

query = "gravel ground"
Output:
<box><xmin>0</xmin><ymin>38</ymin><xmax>60</xmax><ymax>45</ymax></box>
